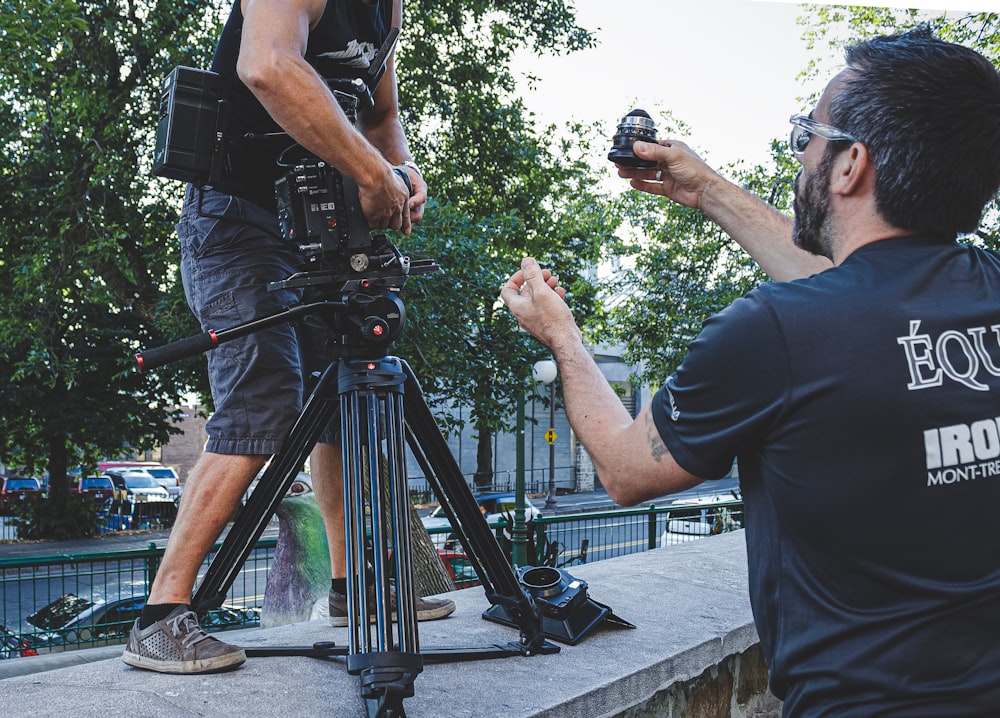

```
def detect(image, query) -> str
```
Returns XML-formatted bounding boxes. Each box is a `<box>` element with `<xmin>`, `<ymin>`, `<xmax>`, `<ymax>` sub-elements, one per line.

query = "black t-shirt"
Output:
<box><xmin>209</xmin><ymin>0</ymin><xmax>393</xmax><ymax>211</ymax></box>
<box><xmin>652</xmin><ymin>235</ymin><xmax>1000</xmax><ymax>716</ymax></box>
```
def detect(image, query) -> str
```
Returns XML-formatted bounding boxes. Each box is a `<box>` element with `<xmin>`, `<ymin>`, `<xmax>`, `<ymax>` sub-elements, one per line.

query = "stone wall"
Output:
<box><xmin>615</xmin><ymin>643</ymin><xmax>781</xmax><ymax>718</ymax></box>
<box><xmin>0</xmin><ymin>531</ymin><xmax>774</xmax><ymax>718</ymax></box>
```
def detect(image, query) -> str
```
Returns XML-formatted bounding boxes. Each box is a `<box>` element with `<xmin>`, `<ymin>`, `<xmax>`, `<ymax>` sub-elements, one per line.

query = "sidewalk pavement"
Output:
<box><xmin>0</xmin><ymin>529</ymin><xmax>174</xmax><ymax>559</ymax></box>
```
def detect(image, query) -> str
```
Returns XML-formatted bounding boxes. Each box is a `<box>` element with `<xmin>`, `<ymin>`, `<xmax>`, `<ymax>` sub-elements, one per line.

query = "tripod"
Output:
<box><xmin>145</xmin><ymin>27</ymin><xmax>628</xmax><ymax>714</ymax></box>
<box><xmin>138</xmin><ymin>205</ymin><xmax>631</xmax><ymax>718</ymax></box>
<box><xmin>138</xmin><ymin>276</ymin><xmax>568</xmax><ymax>717</ymax></box>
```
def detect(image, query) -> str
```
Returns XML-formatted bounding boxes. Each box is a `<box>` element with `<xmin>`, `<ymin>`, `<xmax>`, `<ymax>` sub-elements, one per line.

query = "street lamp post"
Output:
<box><xmin>512</xmin><ymin>389</ymin><xmax>528</xmax><ymax>567</ymax></box>
<box><xmin>532</xmin><ymin>359</ymin><xmax>558</xmax><ymax>510</ymax></box>
<box><xmin>512</xmin><ymin>359</ymin><xmax>559</xmax><ymax>568</ymax></box>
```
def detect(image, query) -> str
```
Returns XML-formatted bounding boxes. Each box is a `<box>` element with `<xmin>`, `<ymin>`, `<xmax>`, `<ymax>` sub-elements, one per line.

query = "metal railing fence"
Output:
<box><xmin>0</xmin><ymin>539</ymin><xmax>273</xmax><ymax>655</ymax></box>
<box><xmin>0</xmin><ymin>500</ymin><xmax>743</xmax><ymax>657</ymax></box>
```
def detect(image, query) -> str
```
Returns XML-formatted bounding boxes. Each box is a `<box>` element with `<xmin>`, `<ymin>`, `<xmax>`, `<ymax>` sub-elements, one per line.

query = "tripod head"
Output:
<box><xmin>136</xmin><ymin>242</ymin><xmax>437</xmax><ymax>373</ymax></box>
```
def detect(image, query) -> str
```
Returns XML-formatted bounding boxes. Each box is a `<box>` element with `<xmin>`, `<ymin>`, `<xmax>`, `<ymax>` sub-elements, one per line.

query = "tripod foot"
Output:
<box><xmin>349</xmin><ymin>651</ymin><xmax>422</xmax><ymax>718</ymax></box>
<box><xmin>367</xmin><ymin>695</ymin><xmax>408</xmax><ymax>718</ymax></box>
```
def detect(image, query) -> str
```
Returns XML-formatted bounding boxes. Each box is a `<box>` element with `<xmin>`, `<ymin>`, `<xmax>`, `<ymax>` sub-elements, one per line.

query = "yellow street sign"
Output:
<box><xmin>544</xmin><ymin>428</ymin><xmax>557</xmax><ymax>445</ymax></box>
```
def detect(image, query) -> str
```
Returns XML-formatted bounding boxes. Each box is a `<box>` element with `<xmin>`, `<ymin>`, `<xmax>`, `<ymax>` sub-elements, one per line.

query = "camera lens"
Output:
<box><xmin>608</xmin><ymin>109</ymin><xmax>658</xmax><ymax>168</ymax></box>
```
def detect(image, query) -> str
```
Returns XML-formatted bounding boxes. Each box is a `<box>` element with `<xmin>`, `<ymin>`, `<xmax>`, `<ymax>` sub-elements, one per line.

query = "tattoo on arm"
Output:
<box><xmin>644</xmin><ymin>412</ymin><xmax>668</xmax><ymax>463</ymax></box>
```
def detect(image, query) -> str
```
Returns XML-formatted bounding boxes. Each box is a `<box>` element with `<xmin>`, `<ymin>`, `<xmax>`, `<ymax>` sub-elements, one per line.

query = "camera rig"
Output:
<box><xmin>143</xmin><ymin>34</ymin><xmax>633</xmax><ymax>717</ymax></box>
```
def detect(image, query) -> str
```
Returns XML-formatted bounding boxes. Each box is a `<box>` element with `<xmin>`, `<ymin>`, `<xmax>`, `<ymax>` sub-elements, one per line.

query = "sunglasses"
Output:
<box><xmin>789</xmin><ymin>114</ymin><xmax>858</xmax><ymax>155</ymax></box>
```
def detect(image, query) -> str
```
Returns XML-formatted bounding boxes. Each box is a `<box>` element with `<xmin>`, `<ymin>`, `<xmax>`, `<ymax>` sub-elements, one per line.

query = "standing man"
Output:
<box><xmin>124</xmin><ymin>0</ymin><xmax>453</xmax><ymax>675</ymax></box>
<box><xmin>504</xmin><ymin>29</ymin><xmax>1000</xmax><ymax>714</ymax></box>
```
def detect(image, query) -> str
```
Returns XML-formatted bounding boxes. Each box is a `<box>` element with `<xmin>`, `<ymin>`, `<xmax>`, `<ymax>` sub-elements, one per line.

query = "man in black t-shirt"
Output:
<box><xmin>504</xmin><ymin>29</ymin><xmax>1000</xmax><ymax>716</ymax></box>
<box><xmin>123</xmin><ymin>0</ymin><xmax>454</xmax><ymax>676</ymax></box>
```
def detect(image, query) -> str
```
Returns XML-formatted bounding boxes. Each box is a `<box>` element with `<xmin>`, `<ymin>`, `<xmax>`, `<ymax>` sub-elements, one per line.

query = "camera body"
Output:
<box><xmin>151</xmin><ymin>68</ymin><xmax>370</xmax><ymax>260</ymax></box>
<box><xmin>274</xmin><ymin>156</ymin><xmax>372</xmax><ymax>260</ymax></box>
<box><xmin>608</xmin><ymin>109</ymin><xmax>658</xmax><ymax>168</ymax></box>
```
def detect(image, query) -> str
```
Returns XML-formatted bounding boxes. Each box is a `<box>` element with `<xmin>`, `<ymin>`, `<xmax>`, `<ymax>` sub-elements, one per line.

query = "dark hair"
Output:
<box><xmin>828</xmin><ymin>27</ymin><xmax>1000</xmax><ymax>236</ymax></box>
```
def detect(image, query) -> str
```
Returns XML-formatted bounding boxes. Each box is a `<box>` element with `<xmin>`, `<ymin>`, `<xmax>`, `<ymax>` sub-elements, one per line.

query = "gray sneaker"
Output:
<box><xmin>122</xmin><ymin>606</ymin><xmax>246</xmax><ymax>674</ymax></box>
<box><xmin>329</xmin><ymin>586</ymin><xmax>456</xmax><ymax>627</ymax></box>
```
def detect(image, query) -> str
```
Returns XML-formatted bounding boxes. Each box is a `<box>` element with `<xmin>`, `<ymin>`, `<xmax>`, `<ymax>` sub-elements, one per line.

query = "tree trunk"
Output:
<box><xmin>407</xmin><ymin>500</ymin><xmax>455</xmax><ymax>596</ymax></box>
<box><xmin>375</xmin><ymin>454</ymin><xmax>454</xmax><ymax>596</ymax></box>
<box><xmin>473</xmin><ymin>427</ymin><xmax>493</xmax><ymax>492</ymax></box>
<box><xmin>47</xmin><ymin>432</ymin><xmax>70</xmax><ymax>500</ymax></box>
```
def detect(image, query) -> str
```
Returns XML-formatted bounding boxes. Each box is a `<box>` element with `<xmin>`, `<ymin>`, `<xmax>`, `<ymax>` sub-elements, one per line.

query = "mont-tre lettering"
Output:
<box><xmin>924</xmin><ymin>417</ymin><xmax>1000</xmax><ymax>487</ymax></box>
<box><xmin>898</xmin><ymin>320</ymin><xmax>1000</xmax><ymax>391</ymax></box>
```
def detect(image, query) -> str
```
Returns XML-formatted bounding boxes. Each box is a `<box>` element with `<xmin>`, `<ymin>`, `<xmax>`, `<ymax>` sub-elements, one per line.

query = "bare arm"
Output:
<box><xmin>360</xmin><ymin>51</ymin><xmax>427</xmax><ymax>224</ymax></box>
<box><xmin>618</xmin><ymin>140</ymin><xmax>832</xmax><ymax>282</ymax></box>
<box><xmin>237</xmin><ymin>0</ymin><xmax>413</xmax><ymax>231</ymax></box>
<box><xmin>500</xmin><ymin>257</ymin><xmax>704</xmax><ymax>506</ymax></box>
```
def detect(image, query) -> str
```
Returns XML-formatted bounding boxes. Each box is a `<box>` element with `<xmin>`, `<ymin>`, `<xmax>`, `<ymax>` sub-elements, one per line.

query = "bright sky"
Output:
<box><xmin>513</xmin><ymin>0</ymin><xmax>997</xmax><ymax>169</ymax></box>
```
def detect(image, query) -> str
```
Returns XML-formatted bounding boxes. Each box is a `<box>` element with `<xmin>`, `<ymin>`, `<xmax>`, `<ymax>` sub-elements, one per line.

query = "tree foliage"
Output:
<box><xmin>0</xmin><ymin>0</ymin><xmax>221</xmax><ymax>497</ymax></box>
<box><xmin>375</xmin><ymin>1</ymin><xmax>624</xmax><ymax>484</ymax></box>
<box><xmin>0</xmin><ymin>0</ymin><xmax>621</xmax><ymax>507</ymax></box>
<box><xmin>606</xmin><ymin>9</ymin><xmax>1000</xmax><ymax>388</ymax></box>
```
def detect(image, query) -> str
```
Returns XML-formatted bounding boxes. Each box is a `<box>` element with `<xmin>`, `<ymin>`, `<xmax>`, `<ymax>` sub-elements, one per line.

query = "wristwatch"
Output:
<box><xmin>397</xmin><ymin>160</ymin><xmax>422</xmax><ymax>178</ymax></box>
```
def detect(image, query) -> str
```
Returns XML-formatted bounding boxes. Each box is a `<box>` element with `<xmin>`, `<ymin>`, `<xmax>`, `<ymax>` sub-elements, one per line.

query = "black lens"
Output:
<box><xmin>608</xmin><ymin>109</ymin><xmax>658</xmax><ymax>168</ymax></box>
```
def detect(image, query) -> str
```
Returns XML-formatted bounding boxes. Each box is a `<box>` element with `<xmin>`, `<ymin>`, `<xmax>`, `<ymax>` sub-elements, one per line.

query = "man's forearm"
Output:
<box><xmin>501</xmin><ymin>257</ymin><xmax>703</xmax><ymax>506</ymax></box>
<box><xmin>548</xmin><ymin>336</ymin><xmax>644</xmax><ymax>500</ymax></box>
<box><xmin>359</xmin><ymin>112</ymin><xmax>410</xmax><ymax>165</ymax></box>
<box><xmin>702</xmin><ymin>178</ymin><xmax>832</xmax><ymax>281</ymax></box>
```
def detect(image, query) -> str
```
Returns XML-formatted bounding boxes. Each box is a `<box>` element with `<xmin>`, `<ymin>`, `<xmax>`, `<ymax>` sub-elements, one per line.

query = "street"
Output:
<box><xmin>543</xmin><ymin>477</ymin><xmax>740</xmax><ymax>514</ymax></box>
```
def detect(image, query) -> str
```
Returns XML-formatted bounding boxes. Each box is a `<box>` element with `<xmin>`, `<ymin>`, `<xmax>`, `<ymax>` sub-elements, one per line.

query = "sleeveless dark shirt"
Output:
<box><xmin>209</xmin><ymin>0</ymin><xmax>393</xmax><ymax>211</ymax></box>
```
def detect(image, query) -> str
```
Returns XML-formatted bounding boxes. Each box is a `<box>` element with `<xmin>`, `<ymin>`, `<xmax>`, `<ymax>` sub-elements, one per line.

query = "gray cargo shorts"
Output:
<box><xmin>177</xmin><ymin>186</ymin><xmax>338</xmax><ymax>455</ymax></box>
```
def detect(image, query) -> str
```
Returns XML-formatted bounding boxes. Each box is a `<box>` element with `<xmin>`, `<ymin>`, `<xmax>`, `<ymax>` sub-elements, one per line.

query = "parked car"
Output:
<box><xmin>0</xmin><ymin>476</ymin><xmax>41</xmax><ymax>514</ymax></box>
<box><xmin>72</xmin><ymin>476</ymin><xmax>115</xmax><ymax>506</ymax></box>
<box><xmin>100</xmin><ymin>461</ymin><xmax>183</xmax><ymax>501</ymax></box>
<box><xmin>99</xmin><ymin>462</ymin><xmax>182</xmax><ymax>501</ymax></box>
<box><xmin>421</xmin><ymin>492</ymin><xmax>541</xmax><ymax>548</ymax></box>
<box><xmin>0</xmin><ymin>624</ymin><xmax>37</xmax><ymax>659</ymax></box>
<box><xmin>437</xmin><ymin>549</ymin><xmax>481</xmax><ymax>589</ymax></box>
<box><xmin>105</xmin><ymin>470</ymin><xmax>172</xmax><ymax>503</ymax></box>
<box><xmin>98</xmin><ymin>460</ymin><xmax>163</xmax><ymax>473</ymax></box>
<box><xmin>24</xmin><ymin>593</ymin><xmax>260</xmax><ymax>652</ymax></box>
<box><xmin>140</xmin><ymin>466</ymin><xmax>182</xmax><ymax>501</ymax></box>
<box><xmin>659</xmin><ymin>490</ymin><xmax>743</xmax><ymax>547</ymax></box>
<box><xmin>104</xmin><ymin>470</ymin><xmax>177</xmax><ymax>530</ymax></box>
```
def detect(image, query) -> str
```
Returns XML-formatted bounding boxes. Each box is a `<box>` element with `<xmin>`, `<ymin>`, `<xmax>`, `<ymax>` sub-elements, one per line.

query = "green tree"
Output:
<box><xmin>0</xmin><ymin>0</ymin><xmax>220</xmax><ymax>525</ymax></box>
<box><xmin>385</xmin><ymin>1</ymin><xmax>622</xmax><ymax>488</ymax></box>
<box><xmin>0</xmin><ymin>0</ymin><xmax>624</xmax><ymax>533</ymax></box>
<box><xmin>605</xmin><ymin>10</ymin><xmax>1000</xmax><ymax>388</ymax></box>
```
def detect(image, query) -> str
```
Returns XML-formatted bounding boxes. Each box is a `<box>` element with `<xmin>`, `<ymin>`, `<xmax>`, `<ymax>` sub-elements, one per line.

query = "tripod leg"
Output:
<box><xmin>192</xmin><ymin>362</ymin><xmax>339</xmax><ymax>616</ymax></box>
<box><xmin>399</xmin><ymin>360</ymin><xmax>548</xmax><ymax>654</ymax></box>
<box><xmin>339</xmin><ymin>356</ymin><xmax>422</xmax><ymax>712</ymax></box>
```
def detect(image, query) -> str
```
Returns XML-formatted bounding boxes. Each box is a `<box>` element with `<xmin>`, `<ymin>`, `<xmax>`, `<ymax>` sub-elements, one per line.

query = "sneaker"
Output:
<box><xmin>122</xmin><ymin>605</ymin><xmax>246</xmax><ymax>674</ymax></box>
<box><xmin>329</xmin><ymin>586</ymin><xmax>456</xmax><ymax>627</ymax></box>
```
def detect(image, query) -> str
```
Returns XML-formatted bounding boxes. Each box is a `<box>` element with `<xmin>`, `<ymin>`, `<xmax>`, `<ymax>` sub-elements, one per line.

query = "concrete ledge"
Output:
<box><xmin>0</xmin><ymin>531</ymin><xmax>772</xmax><ymax>717</ymax></box>
<box><xmin>0</xmin><ymin>644</ymin><xmax>124</xmax><ymax>679</ymax></box>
